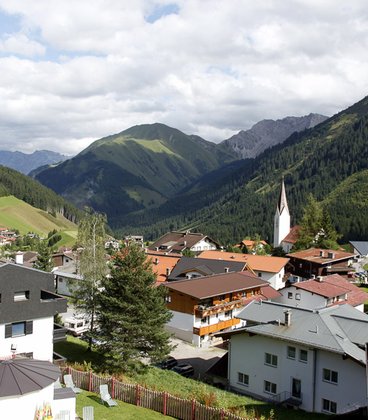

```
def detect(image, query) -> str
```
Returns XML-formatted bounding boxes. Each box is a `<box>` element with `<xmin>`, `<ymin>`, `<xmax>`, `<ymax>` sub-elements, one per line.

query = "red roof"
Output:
<box><xmin>294</xmin><ymin>274</ymin><xmax>368</xmax><ymax>306</ymax></box>
<box><xmin>282</xmin><ymin>225</ymin><xmax>300</xmax><ymax>244</ymax></box>
<box><xmin>287</xmin><ymin>248</ymin><xmax>354</xmax><ymax>264</ymax></box>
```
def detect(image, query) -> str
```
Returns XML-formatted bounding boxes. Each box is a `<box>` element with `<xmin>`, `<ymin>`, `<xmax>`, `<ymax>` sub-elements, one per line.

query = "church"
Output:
<box><xmin>273</xmin><ymin>179</ymin><xmax>299</xmax><ymax>253</ymax></box>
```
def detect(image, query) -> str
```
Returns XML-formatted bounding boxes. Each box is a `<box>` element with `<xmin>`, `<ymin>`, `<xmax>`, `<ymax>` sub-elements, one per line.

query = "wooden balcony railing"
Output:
<box><xmin>194</xmin><ymin>297</ymin><xmax>250</xmax><ymax>318</ymax></box>
<box><xmin>193</xmin><ymin>318</ymin><xmax>240</xmax><ymax>336</ymax></box>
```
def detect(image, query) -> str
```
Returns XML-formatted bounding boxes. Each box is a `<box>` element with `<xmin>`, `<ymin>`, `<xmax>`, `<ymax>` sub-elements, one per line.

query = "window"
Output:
<box><xmin>322</xmin><ymin>398</ymin><xmax>337</xmax><ymax>414</ymax></box>
<box><xmin>295</xmin><ymin>293</ymin><xmax>301</xmax><ymax>300</ymax></box>
<box><xmin>165</xmin><ymin>295</ymin><xmax>171</xmax><ymax>303</ymax></box>
<box><xmin>264</xmin><ymin>380</ymin><xmax>277</xmax><ymax>395</ymax></box>
<box><xmin>323</xmin><ymin>368</ymin><xmax>338</xmax><ymax>384</ymax></box>
<box><xmin>288</xmin><ymin>292</ymin><xmax>293</xmax><ymax>299</ymax></box>
<box><xmin>5</xmin><ymin>321</ymin><xmax>33</xmax><ymax>338</ymax></box>
<box><xmin>299</xmin><ymin>349</ymin><xmax>308</xmax><ymax>363</ymax></box>
<box><xmin>237</xmin><ymin>372</ymin><xmax>249</xmax><ymax>386</ymax></box>
<box><xmin>265</xmin><ymin>352</ymin><xmax>278</xmax><ymax>367</ymax></box>
<box><xmin>14</xmin><ymin>291</ymin><xmax>30</xmax><ymax>302</ymax></box>
<box><xmin>287</xmin><ymin>346</ymin><xmax>296</xmax><ymax>360</ymax></box>
<box><xmin>258</xmin><ymin>272</ymin><xmax>262</xmax><ymax>278</ymax></box>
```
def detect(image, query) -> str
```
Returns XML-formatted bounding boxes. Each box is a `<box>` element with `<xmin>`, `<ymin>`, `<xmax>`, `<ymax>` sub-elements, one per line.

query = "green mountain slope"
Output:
<box><xmin>117</xmin><ymin>95</ymin><xmax>368</xmax><ymax>243</ymax></box>
<box><xmin>0</xmin><ymin>196</ymin><xmax>77</xmax><ymax>245</ymax></box>
<box><xmin>35</xmin><ymin>123</ymin><xmax>238</xmax><ymax>224</ymax></box>
<box><xmin>0</xmin><ymin>165</ymin><xmax>81</xmax><ymax>223</ymax></box>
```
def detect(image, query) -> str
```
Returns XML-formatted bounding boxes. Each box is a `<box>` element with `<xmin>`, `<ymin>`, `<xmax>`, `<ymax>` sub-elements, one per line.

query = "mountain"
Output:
<box><xmin>222</xmin><ymin>113</ymin><xmax>328</xmax><ymax>159</ymax></box>
<box><xmin>116</xmin><ymin>96</ymin><xmax>368</xmax><ymax>244</ymax></box>
<box><xmin>35</xmin><ymin>123</ymin><xmax>238</xmax><ymax>225</ymax></box>
<box><xmin>0</xmin><ymin>165</ymin><xmax>81</xmax><ymax>223</ymax></box>
<box><xmin>0</xmin><ymin>195</ymin><xmax>77</xmax><ymax>246</ymax></box>
<box><xmin>0</xmin><ymin>150</ymin><xmax>69</xmax><ymax>175</ymax></box>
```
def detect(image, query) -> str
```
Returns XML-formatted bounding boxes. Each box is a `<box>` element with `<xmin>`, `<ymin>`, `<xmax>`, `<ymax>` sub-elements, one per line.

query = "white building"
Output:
<box><xmin>273</xmin><ymin>179</ymin><xmax>291</xmax><ymax>249</ymax></box>
<box><xmin>224</xmin><ymin>300</ymin><xmax>368</xmax><ymax>415</ymax></box>
<box><xmin>199</xmin><ymin>251</ymin><xmax>289</xmax><ymax>290</ymax></box>
<box><xmin>0</xmin><ymin>263</ymin><xmax>75</xmax><ymax>419</ymax></box>
<box><xmin>274</xmin><ymin>274</ymin><xmax>368</xmax><ymax>312</ymax></box>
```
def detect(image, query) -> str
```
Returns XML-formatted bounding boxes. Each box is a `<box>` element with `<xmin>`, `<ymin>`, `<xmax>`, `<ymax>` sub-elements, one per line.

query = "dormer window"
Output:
<box><xmin>14</xmin><ymin>291</ymin><xmax>30</xmax><ymax>302</ymax></box>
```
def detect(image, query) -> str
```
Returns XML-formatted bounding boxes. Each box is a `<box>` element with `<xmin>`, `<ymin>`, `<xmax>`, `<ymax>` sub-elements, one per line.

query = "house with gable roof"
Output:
<box><xmin>148</xmin><ymin>230</ymin><xmax>219</xmax><ymax>254</ymax></box>
<box><xmin>199</xmin><ymin>250</ymin><xmax>289</xmax><ymax>290</ymax></box>
<box><xmin>222</xmin><ymin>300</ymin><xmax>368</xmax><ymax>415</ymax></box>
<box><xmin>274</xmin><ymin>274</ymin><xmax>368</xmax><ymax>312</ymax></box>
<box><xmin>163</xmin><ymin>272</ymin><xmax>280</xmax><ymax>347</ymax></box>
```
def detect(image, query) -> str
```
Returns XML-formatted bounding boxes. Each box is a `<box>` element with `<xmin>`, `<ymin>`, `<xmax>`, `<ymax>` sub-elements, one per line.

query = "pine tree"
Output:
<box><xmin>34</xmin><ymin>240</ymin><xmax>53</xmax><ymax>272</ymax></box>
<box><xmin>97</xmin><ymin>244</ymin><xmax>173</xmax><ymax>373</ymax></box>
<box><xmin>71</xmin><ymin>210</ymin><xmax>107</xmax><ymax>351</ymax></box>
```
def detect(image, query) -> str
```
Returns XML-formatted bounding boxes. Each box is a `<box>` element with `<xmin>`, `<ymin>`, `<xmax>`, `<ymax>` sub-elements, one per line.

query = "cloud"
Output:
<box><xmin>0</xmin><ymin>0</ymin><xmax>367</xmax><ymax>153</ymax></box>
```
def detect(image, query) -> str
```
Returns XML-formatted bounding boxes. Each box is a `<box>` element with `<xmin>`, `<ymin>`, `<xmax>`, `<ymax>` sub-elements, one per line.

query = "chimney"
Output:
<box><xmin>311</xmin><ymin>274</ymin><xmax>316</xmax><ymax>279</ymax></box>
<box><xmin>155</xmin><ymin>257</ymin><xmax>159</xmax><ymax>265</ymax></box>
<box><xmin>224</xmin><ymin>267</ymin><xmax>229</xmax><ymax>273</ymax></box>
<box><xmin>284</xmin><ymin>309</ymin><xmax>292</xmax><ymax>326</ymax></box>
<box><xmin>155</xmin><ymin>247</ymin><xmax>159</xmax><ymax>251</ymax></box>
<box><xmin>317</xmin><ymin>276</ymin><xmax>323</xmax><ymax>282</ymax></box>
<box><xmin>319</xmin><ymin>250</ymin><xmax>324</xmax><ymax>258</ymax></box>
<box><xmin>166</xmin><ymin>268</ymin><xmax>171</xmax><ymax>276</ymax></box>
<box><xmin>15</xmin><ymin>252</ymin><xmax>23</xmax><ymax>265</ymax></box>
<box><xmin>183</xmin><ymin>241</ymin><xmax>187</xmax><ymax>247</ymax></box>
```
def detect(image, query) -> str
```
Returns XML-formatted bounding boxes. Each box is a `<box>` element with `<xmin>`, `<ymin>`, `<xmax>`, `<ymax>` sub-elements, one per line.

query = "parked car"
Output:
<box><xmin>172</xmin><ymin>363</ymin><xmax>194</xmax><ymax>377</ymax></box>
<box><xmin>155</xmin><ymin>356</ymin><xmax>178</xmax><ymax>370</ymax></box>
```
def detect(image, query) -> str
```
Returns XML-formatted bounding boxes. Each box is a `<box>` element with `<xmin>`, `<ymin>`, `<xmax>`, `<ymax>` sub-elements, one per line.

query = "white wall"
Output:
<box><xmin>191</xmin><ymin>238</ymin><xmax>217</xmax><ymax>252</ymax></box>
<box><xmin>166</xmin><ymin>311</ymin><xmax>194</xmax><ymax>343</ymax></box>
<box><xmin>0</xmin><ymin>383</ymin><xmax>54</xmax><ymax>420</ymax></box>
<box><xmin>275</xmin><ymin>286</ymin><xmax>327</xmax><ymax>309</ymax></box>
<box><xmin>273</xmin><ymin>208</ymin><xmax>290</xmax><ymax>248</ymax></box>
<box><xmin>255</xmin><ymin>268</ymin><xmax>284</xmax><ymax>290</ymax></box>
<box><xmin>56</xmin><ymin>275</ymin><xmax>76</xmax><ymax>297</ymax></box>
<box><xmin>229</xmin><ymin>333</ymin><xmax>367</xmax><ymax>414</ymax></box>
<box><xmin>0</xmin><ymin>316</ymin><xmax>54</xmax><ymax>361</ymax></box>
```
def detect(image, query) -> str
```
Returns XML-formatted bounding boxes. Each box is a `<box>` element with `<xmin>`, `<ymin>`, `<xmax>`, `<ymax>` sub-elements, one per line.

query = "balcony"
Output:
<box><xmin>269</xmin><ymin>391</ymin><xmax>303</xmax><ymax>407</ymax></box>
<box><xmin>40</xmin><ymin>289</ymin><xmax>67</xmax><ymax>313</ymax></box>
<box><xmin>53</xmin><ymin>323</ymin><xmax>67</xmax><ymax>343</ymax></box>
<box><xmin>194</xmin><ymin>297</ymin><xmax>250</xmax><ymax>318</ymax></box>
<box><xmin>193</xmin><ymin>318</ymin><xmax>240</xmax><ymax>336</ymax></box>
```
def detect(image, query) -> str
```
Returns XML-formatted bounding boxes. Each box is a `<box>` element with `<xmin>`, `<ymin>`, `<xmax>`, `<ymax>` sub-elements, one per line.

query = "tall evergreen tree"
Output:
<box><xmin>71</xmin><ymin>210</ymin><xmax>107</xmax><ymax>351</ymax></box>
<box><xmin>294</xmin><ymin>194</ymin><xmax>339</xmax><ymax>250</ymax></box>
<box><xmin>97</xmin><ymin>244</ymin><xmax>172</xmax><ymax>373</ymax></box>
<box><xmin>34</xmin><ymin>240</ymin><xmax>53</xmax><ymax>272</ymax></box>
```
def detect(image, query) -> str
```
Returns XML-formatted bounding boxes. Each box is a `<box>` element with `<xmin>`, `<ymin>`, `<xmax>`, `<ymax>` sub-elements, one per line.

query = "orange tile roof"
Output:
<box><xmin>146</xmin><ymin>253</ymin><xmax>181</xmax><ymax>284</ymax></box>
<box><xmin>199</xmin><ymin>250</ymin><xmax>289</xmax><ymax>273</ymax></box>
<box><xmin>238</xmin><ymin>239</ymin><xmax>268</xmax><ymax>248</ymax></box>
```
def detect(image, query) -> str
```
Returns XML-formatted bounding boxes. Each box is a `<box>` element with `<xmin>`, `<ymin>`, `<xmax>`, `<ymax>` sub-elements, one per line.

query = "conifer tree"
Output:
<box><xmin>34</xmin><ymin>240</ymin><xmax>53</xmax><ymax>272</ymax></box>
<box><xmin>71</xmin><ymin>210</ymin><xmax>107</xmax><ymax>351</ymax></box>
<box><xmin>97</xmin><ymin>244</ymin><xmax>172</xmax><ymax>373</ymax></box>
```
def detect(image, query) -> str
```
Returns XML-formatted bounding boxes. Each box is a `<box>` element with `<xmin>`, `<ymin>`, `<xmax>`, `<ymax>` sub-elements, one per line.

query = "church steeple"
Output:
<box><xmin>273</xmin><ymin>178</ymin><xmax>290</xmax><ymax>248</ymax></box>
<box><xmin>277</xmin><ymin>177</ymin><xmax>289</xmax><ymax>215</ymax></box>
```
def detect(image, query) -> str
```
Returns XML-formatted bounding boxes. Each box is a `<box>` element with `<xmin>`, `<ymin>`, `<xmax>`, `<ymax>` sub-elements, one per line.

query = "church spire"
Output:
<box><xmin>277</xmin><ymin>177</ymin><xmax>289</xmax><ymax>215</ymax></box>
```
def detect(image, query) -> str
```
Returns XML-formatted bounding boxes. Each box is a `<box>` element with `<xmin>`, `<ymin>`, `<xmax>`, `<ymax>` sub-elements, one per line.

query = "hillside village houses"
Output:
<box><xmin>0</xmin><ymin>262</ymin><xmax>76</xmax><ymax>419</ymax></box>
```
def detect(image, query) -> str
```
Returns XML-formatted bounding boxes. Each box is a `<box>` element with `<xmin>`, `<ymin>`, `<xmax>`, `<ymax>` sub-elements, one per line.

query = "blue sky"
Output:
<box><xmin>0</xmin><ymin>0</ymin><xmax>367</xmax><ymax>154</ymax></box>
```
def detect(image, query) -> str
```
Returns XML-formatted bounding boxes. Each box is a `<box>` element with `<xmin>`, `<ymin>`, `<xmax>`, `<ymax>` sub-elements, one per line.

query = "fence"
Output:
<box><xmin>62</xmin><ymin>367</ymin><xmax>249</xmax><ymax>420</ymax></box>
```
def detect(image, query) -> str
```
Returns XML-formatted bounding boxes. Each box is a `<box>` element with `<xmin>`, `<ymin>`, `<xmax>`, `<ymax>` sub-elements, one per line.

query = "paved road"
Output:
<box><xmin>169</xmin><ymin>338</ymin><xmax>227</xmax><ymax>380</ymax></box>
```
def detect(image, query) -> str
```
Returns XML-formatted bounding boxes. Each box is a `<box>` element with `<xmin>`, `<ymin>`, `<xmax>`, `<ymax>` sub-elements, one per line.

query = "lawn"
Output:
<box><xmin>76</xmin><ymin>391</ymin><xmax>173</xmax><ymax>419</ymax></box>
<box><xmin>56</xmin><ymin>336</ymin><xmax>327</xmax><ymax>419</ymax></box>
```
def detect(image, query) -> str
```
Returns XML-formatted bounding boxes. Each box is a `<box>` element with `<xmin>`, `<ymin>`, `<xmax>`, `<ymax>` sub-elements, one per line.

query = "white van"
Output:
<box><xmin>64</xmin><ymin>317</ymin><xmax>90</xmax><ymax>336</ymax></box>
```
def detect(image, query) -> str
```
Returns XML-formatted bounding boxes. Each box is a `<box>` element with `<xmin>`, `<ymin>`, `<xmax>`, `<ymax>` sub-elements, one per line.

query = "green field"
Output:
<box><xmin>0</xmin><ymin>195</ymin><xmax>77</xmax><ymax>246</ymax></box>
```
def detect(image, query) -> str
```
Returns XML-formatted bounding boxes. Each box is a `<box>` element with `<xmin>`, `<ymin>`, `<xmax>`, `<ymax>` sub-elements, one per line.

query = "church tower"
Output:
<box><xmin>273</xmin><ymin>178</ymin><xmax>290</xmax><ymax>248</ymax></box>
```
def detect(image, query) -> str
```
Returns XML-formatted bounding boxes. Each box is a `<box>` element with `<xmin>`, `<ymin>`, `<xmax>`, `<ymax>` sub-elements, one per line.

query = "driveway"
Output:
<box><xmin>169</xmin><ymin>338</ymin><xmax>227</xmax><ymax>380</ymax></box>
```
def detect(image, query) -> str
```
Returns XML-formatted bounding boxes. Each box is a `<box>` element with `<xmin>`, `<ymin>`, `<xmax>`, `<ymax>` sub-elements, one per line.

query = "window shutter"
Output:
<box><xmin>5</xmin><ymin>324</ymin><xmax>12</xmax><ymax>338</ymax></box>
<box><xmin>25</xmin><ymin>321</ymin><xmax>33</xmax><ymax>335</ymax></box>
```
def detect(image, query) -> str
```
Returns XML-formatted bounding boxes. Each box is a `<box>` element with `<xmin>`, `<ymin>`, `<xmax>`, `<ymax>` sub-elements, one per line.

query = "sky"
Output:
<box><xmin>0</xmin><ymin>0</ymin><xmax>368</xmax><ymax>155</ymax></box>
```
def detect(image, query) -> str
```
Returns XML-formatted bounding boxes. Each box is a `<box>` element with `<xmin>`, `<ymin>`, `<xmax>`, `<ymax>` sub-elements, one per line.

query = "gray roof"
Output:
<box><xmin>350</xmin><ymin>241</ymin><xmax>368</xmax><ymax>256</ymax></box>
<box><xmin>236</xmin><ymin>301</ymin><xmax>368</xmax><ymax>364</ymax></box>
<box><xmin>168</xmin><ymin>256</ymin><xmax>246</xmax><ymax>280</ymax></box>
<box><xmin>0</xmin><ymin>358</ymin><xmax>60</xmax><ymax>397</ymax></box>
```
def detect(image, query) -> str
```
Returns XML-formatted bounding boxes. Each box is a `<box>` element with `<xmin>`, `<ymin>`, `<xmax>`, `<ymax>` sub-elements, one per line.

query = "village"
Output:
<box><xmin>0</xmin><ymin>180</ymin><xmax>368</xmax><ymax>419</ymax></box>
